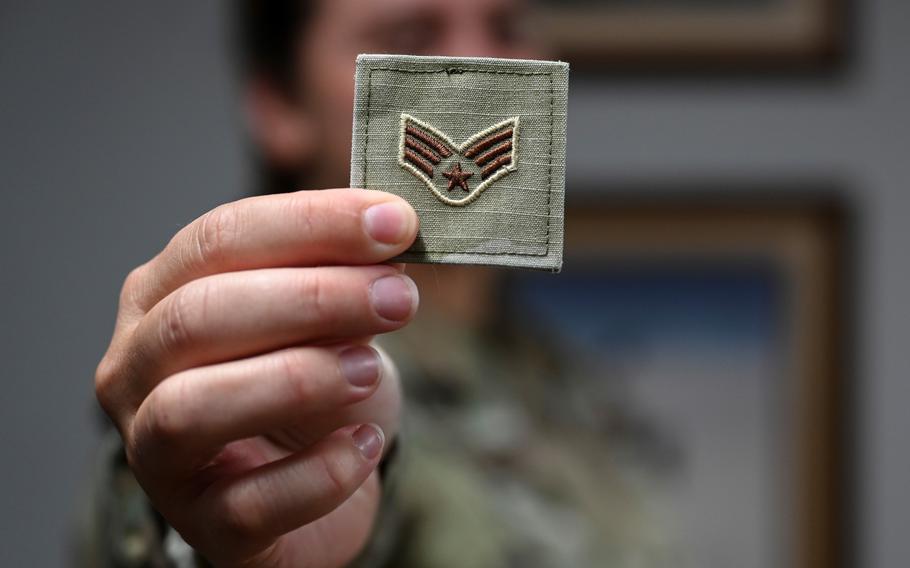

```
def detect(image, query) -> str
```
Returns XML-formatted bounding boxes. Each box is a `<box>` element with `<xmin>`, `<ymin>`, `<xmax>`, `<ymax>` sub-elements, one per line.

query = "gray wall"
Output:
<box><xmin>1</xmin><ymin>1</ymin><xmax>907</xmax><ymax>566</ymax></box>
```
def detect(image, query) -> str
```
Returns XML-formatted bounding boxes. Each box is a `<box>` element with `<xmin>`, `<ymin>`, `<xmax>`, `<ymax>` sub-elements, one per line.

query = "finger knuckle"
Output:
<box><xmin>286</xmin><ymin>193</ymin><xmax>320</xmax><ymax>242</ymax></box>
<box><xmin>297</xmin><ymin>271</ymin><xmax>338</xmax><ymax>327</ymax></box>
<box><xmin>277</xmin><ymin>350</ymin><xmax>330</xmax><ymax>406</ymax></box>
<box><xmin>119</xmin><ymin>264</ymin><xmax>149</xmax><ymax>308</ymax></box>
<box><xmin>121</xmin><ymin>412</ymin><xmax>154</xmax><ymax>472</ymax></box>
<box><xmin>278</xmin><ymin>350</ymin><xmax>315</xmax><ymax>402</ymax></box>
<box><xmin>195</xmin><ymin>205</ymin><xmax>239</xmax><ymax>267</ymax></box>
<box><xmin>313</xmin><ymin>453</ymin><xmax>353</xmax><ymax>504</ymax></box>
<box><xmin>158</xmin><ymin>284</ymin><xmax>204</xmax><ymax>353</ymax></box>
<box><xmin>216</xmin><ymin>488</ymin><xmax>268</xmax><ymax>541</ymax></box>
<box><xmin>93</xmin><ymin>355</ymin><xmax>122</xmax><ymax>415</ymax></box>
<box><xmin>138</xmin><ymin>381</ymin><xmax>192</xmax><ymax>450</ymax></box>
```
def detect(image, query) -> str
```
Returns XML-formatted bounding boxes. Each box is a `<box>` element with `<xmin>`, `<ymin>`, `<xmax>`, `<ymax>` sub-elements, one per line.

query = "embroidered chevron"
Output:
<box><xmin>398</xmin><ymin>113</ymin><xmax>519</xmax><ymax>207</ymax></box>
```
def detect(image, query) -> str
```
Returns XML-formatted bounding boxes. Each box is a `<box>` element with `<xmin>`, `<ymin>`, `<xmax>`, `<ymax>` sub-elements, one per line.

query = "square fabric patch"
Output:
<box><xmin>350</xmin><ymin>54</ymin><xmax>569</xmax><ymax>272</ymax></box>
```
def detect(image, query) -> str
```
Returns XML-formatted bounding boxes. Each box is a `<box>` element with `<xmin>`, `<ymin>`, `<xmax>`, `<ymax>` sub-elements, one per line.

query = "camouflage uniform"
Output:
<box><xmin>80</xmin><ymin>302</ymin><xmax>667</xmax><ymax>568</ymax></box>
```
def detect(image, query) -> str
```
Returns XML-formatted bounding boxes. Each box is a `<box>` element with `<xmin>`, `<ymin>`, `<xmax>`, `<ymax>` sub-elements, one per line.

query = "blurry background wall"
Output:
<box><xmin>0</xmin><ymin>1</ymin><xmax>907</xmax><ymax>566</ymax></box>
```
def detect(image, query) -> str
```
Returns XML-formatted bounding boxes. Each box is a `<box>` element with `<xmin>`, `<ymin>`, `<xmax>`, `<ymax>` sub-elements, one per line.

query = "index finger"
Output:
<box><xmin>128</xmin><ymin>189</ymin><xmax>417</xmax><ymax>314</ymax></box>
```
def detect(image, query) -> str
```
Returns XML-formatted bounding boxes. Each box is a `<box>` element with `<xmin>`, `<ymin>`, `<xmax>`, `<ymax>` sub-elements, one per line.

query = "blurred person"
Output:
<box><xmin>83</xmin><ymin>1</ymin><xmax>655</xmax><ymax>567</ymax></box>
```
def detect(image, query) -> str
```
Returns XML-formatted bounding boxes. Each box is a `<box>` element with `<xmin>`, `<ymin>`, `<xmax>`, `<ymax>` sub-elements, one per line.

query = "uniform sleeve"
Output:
<box><xmin>75</xmin><ymin>429</ymin><xmax>183</xmax><ymax>568</ymax></box>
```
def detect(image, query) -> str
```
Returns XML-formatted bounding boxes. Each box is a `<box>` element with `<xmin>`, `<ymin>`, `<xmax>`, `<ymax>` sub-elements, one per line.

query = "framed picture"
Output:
<box><xmin>505</xmin><ymin>193</ymin><xmax>850</xmax><ymax>568</ymax></box>
<box><xmin>534</xmin><ymin>0</ymin><xmax>843</xmax><ymax>69</ymax></box>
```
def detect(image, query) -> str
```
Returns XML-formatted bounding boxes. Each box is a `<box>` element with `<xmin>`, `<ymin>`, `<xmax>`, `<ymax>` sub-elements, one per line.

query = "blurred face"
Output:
<box><xmin>247</xmin><ymin>0</ymin><xmax>543</xmax><ymax>324</ymax></box>
<box><xmin>263</xmin><ymin>0</ymin><xmax>543</xmax><ymax>188</ymax></box>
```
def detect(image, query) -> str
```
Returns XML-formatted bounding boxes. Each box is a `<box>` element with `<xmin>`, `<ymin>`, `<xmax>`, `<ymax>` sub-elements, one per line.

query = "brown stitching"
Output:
<box><xmin>405</xmin><ymin>125</ymin><xmax>452</xmax><ymax>157</ymax></box>
<box><xmin>442</xmin><ymin>162</ymin><xmax>472</xmax><ymax>192</ymax></box>
<box><xmin>464</xmin><ymin>128</ymin><xmax>513</xmax><ymax>158</ymax></box>
<box><xmin>405</xmin><ymin>137</ymin><xmax>442</xmax><ymax>164</ymax></box>
<box><xmin>473</xmin><ymin>140</ymin><xmax>512</xmax><ymax>166</ymax></box>
<box><xmin>404</xmin><ymin>149</ymin><xmax>434</xmax><ymax>177</ymax></box>
<box><xmin>481</xmin><ymin>154</ymin><xmax>512</xmax><ymax>179</ymax></box>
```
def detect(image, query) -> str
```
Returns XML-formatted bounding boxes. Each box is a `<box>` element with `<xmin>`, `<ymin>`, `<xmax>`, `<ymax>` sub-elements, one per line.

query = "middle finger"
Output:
<box><xmin>127</xmin><ymin>265</ymin><xmax>418</xmax><ymax>404</ymax></box>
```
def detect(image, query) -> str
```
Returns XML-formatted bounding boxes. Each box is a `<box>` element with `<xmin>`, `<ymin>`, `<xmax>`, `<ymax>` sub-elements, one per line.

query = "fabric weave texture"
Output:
<box><xmin>350</xmin><ymin>54</ymin><xmax>569</xmax><ymax>272</ymax></box>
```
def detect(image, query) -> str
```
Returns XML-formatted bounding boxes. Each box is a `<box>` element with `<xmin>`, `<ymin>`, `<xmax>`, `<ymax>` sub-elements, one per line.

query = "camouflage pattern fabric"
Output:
<box><xmin>362</xmin><ymin>306</ymin><xmax>667</xmax><ymax>568</ymax></box>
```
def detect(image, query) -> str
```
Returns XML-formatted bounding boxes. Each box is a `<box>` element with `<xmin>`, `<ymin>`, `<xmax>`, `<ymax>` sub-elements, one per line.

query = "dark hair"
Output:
<box><xmin>234</xmin><ymin>0</ymin><xmax>313</xmax><ymax>96</ymax></box>
<box><xmin>233</xmin><ymin>1</ymin><xmax>314</xmax><ymax>194</ymax></box>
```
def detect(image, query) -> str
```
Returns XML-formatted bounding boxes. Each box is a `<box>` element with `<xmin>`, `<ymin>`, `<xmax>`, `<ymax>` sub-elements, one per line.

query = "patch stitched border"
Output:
<box><xmin>397</xmin><ymin>113</ymin><xmax>520</xmax><ymax>207</ymax></box>
<box><xmin>355</xmin><ymin>58</ymin><xmax>565</xmax><ymax>269</ymax></box>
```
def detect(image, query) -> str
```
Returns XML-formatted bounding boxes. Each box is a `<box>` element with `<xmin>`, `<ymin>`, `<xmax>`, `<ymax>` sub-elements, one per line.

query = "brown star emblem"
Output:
<box><xmin>442</xmin><ymin>162</ymin><xmax>473</xmax><ymax>192</ymax></box>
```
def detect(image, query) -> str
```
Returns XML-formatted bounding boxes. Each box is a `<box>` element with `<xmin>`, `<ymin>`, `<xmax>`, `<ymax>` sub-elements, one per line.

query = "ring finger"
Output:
<box><xmin>129</xmin><ymin>344</ymin><xmax>386</xmax><ymax>478</ymax></box>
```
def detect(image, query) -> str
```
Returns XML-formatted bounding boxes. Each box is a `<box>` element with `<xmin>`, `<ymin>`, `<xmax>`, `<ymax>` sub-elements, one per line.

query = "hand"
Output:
<box><xmin>95</xmin><ymin>189</ymin><xmax>419</xmax><ymax>567</ymax></box>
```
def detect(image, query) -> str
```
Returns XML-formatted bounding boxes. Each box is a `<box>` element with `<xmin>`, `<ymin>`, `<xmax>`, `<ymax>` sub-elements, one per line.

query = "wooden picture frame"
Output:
<box><xmin>508</xmin><ymin>192</ymin><xmax>850</xmax><ymax>568</ymax></box>
<box><xmin>534</xmin><ymin>0</ymin><xmax>843</xmax><ymax>69</ymax></box>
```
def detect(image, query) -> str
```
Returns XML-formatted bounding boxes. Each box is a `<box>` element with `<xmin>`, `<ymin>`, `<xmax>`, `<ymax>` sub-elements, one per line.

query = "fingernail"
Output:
<box><xmin>352</xmin><ymin>424</ymin><xmax>384</xmax><ymax>460</ymax></box>
<box><xmin>370</xmin><ymin>275</ymin><xmax>418</xmax><ymax>322</ymax></box>
<box><xmin>339</xmin><ymin>346</ymin><xmax>381</xmax><ymax>388</ymax></box>
<box><xmin>364</xmin><ymin>202</ymin><xmax>412</xmax><ymax>244</ymax></box>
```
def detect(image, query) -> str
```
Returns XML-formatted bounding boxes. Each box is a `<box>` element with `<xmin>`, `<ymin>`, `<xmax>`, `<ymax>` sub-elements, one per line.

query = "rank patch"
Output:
<box><xmin>351</xmin><ymin>54</ymin><xmax>569</xmax><ymax>272</ymax></box>
<box><xmin>399</xmin><ymin>114</ymin><xmax>519</xmax><ymax>206</ymax></box>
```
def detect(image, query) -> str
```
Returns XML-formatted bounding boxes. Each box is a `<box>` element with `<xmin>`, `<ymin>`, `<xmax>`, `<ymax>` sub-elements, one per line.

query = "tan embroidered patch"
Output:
<box><xmin>398</xmin><ymin>113</ymin><xmax>519</xmax><ymax>207</ymax></box>
<box><xmin>350</xmin><ymin>54</ymin><xmax>569</xmax><ymax>272</ymax></box>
